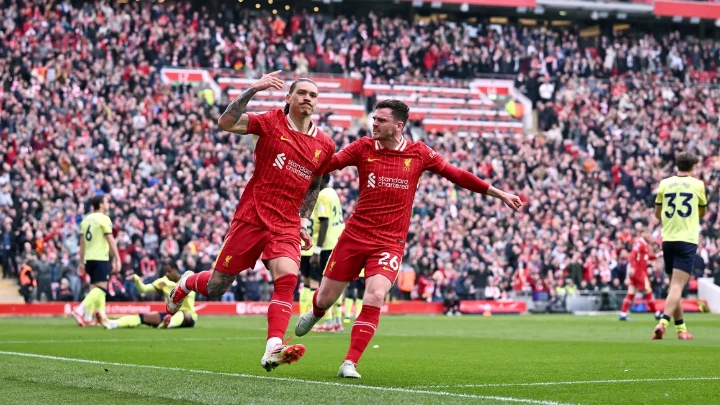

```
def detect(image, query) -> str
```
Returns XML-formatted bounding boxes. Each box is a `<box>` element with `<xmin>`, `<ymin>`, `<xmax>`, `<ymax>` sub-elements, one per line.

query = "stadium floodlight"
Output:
<box><xmin>412</xmin><ymin>0</ymin><xmax>423</xmax><ymax>6</ymax></box>
<box><xmin>591</xmin><ymin>11</ymin><xmax>598</xmax><ymax>20</ymax></box>
<box><xmin>534</xmin><ymin>6</ymin><xmax>545</xmax><ymax>15</ymax></box>
<box><xmin>617</xmin><ymin>13</ymin><xmax>627</xmax><ymax>20</ymax></box>
<box><xmin>715</xmin><ymin>19</ymin><xmax>720</xmax><ymax>27</ymax></box>
<box><xmin>690</xmin><ymin>17</ymin><xmax>700</xmax><ymax>24</ymax></box>
<box><xmin>460</xmin><ymin>3</ymin><xmax>469</xmax><ymax>12</ymax></box>
<box><xmin>517</xmin><ymin>7</ymin><xmax>527</xmax><ymax>13</ymax></box>
<box><xmin>431</xmin><ymin>1</ymin><xmax>442</xmax><ymax>8</ymax></box>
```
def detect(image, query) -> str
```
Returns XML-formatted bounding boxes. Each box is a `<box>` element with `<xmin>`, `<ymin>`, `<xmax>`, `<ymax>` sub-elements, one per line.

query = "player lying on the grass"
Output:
<box><xmin>97</xmin><ymin>263</ymin><xmax>197</xmax><ymax>329</ymax></box>
<box><xmin>294</xmin><ymin>99</ymin><xmax>523</xmax><ymax>378</ymax></box>
<box><xmin>619</xmin><ymin>223</ymin><xmax>662</xmax><ymax>321</ymax></box>
<box><xmin>652</xmin><ymin>151</ymin><xmax>706</xmax><ymax>340</ymax></box>
<box><xmin>165</xmin><ymin>71</ymin><xmax>336</xmax><ymax>372</ymax></box>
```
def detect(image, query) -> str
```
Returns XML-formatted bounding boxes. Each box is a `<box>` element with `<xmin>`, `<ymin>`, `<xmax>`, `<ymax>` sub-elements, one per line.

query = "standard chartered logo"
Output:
<box><xmin>273</xmin><ymin>153</ymin><xmax>286</xmax><ymax>169</ymax></box>
<box><xmin>272</xmin><ymin>153</ymin><xmax>311</xmax><ymax>179</ymax></box>
<box><xmin>368</xmin><ymin>172</ymin><xmax>408</xmax><ymax>189</ymax></box>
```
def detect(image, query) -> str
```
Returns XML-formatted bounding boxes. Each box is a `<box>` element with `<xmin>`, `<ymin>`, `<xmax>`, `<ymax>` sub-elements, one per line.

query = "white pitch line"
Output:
<box><xmin>0</xmin><ymin>350</ymin><xmax>573</xmax><ymax>405</ymax></box>
<box><xmin>415</xmin><ymin>376</ymin><xmax>720</xmax><ymax>389</ymax></box>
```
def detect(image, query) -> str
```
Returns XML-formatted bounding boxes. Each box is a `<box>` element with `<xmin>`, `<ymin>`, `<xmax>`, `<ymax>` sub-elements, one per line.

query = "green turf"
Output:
<box><xmin>0</xmin><ymin>314</ymin><xmax>719</xmax><ymax>404</ymax></box>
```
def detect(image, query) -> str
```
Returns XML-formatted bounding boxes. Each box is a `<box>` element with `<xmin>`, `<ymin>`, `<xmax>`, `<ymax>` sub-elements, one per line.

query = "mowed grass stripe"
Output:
<box><xmin>0</xmin><ymin>350</ymin><xmax>573</xmax><ymax>405</ymax></box>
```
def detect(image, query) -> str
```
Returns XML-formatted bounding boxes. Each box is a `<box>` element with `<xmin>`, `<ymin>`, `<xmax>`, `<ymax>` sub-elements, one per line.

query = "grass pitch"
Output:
<box><xmin>1</xmin><ymin>314</ymin><xmax>719</xmax><ymax>404</ymax></box>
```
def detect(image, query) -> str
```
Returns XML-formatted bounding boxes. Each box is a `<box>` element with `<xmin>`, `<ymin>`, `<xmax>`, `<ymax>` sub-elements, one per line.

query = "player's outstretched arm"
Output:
<box><xmin>432</xmin><ymin>163</ymin><xmax>523</xmax><ymax>211</ymax></box>
<box><xmin>132</xmin><ymin>275</ymin><xmax>160</xmax><ymax>294</ymax></box>
<box><xmin>218</xmin><ymin>70</ymin><xmax>284</xmax><ymax>134</ymax></box>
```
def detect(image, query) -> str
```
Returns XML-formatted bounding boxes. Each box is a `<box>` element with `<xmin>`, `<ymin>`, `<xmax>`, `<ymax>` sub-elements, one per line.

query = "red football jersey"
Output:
<box><xmin>629</xmin><ymin>237</ymin><xmax>654</xmax><ymax>282</ymax></box>
<box><xmin>325</xmin><ymin>137</ymin><xmax>448</xmax><ymax>245</ymax></box>
<box><xmin>232</xmin><ymin>109</ymin><xmax>335</xmax><ymax>234</ymax></box>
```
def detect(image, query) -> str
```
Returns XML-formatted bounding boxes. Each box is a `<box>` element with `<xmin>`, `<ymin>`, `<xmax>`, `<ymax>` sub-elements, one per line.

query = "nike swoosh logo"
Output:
<box><xmin>282</xmin><ymin>310</ymin><xmax>291</xmax><ymax>314</ymax></box>
<box><xmin>280</xmin><ymin>136</ymin><xmax>292</xmax><ymax>142</ymax></box>
<box><xmin>367</xmin><ymin>158</ymin><xmax>380</xmax><ymax>162</ymax></box>
<box><xmin>360</xmin><ymin>329</ymin><xmax>372</xmax><ymax>334</ymax></box>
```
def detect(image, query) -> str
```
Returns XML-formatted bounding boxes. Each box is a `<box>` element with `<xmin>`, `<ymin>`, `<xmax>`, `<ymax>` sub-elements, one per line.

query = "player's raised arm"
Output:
<box><xmin>218</xmin><ymin>71</ymin><xmax>284</xmax><ymax>134</ymax></box>
<box><xmin>426</xmin><ymin>155</ymin><xmax>523</xmax><ymax>211</ymax></box>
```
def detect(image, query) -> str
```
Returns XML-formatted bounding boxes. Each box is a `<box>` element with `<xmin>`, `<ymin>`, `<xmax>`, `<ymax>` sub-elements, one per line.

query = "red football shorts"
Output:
<box><xmin>323</xmin><ymin>232</ymin><xmax>404</xmax><ymax>284</ymax></box>
<box><xmin>213</xmin><ymin>219</ymin><xmax>301</xmax><ymax>275</ymax></box>
<box><xmin>630</xmin><ymin>276</ymin><xmax>650</xmax><ymax>291</ymax></box>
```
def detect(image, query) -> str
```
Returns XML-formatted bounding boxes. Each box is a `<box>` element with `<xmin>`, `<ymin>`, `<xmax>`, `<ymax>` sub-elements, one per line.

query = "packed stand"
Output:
<box><xmin>1</xmin><ymin>0</ymin><xmax>719</xmax><ymax>307</ymax></box>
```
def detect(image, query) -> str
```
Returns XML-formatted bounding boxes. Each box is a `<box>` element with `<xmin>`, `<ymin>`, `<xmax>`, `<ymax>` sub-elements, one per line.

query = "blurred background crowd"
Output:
<box><xmin>1</xmin><ymin>0</ymin><xmax>719</xmax><ymax>308</ymax></box>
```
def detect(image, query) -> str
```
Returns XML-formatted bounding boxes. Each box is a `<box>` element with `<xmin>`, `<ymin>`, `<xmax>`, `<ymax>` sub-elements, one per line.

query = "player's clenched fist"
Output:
<box><xmin>251</xmin><ymin>70</ymin><xmax>284</xmax><ymax>92</ymax></box>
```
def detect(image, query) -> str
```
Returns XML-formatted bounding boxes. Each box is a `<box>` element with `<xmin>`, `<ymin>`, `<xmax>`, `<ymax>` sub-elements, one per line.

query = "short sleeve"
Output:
<box><xmin>316</xmin><ymin>192</ymin><xmax>331</xmax><ymax>219</ymax></box>
<box><xmin>655</xmin><ymin>181</ymin><xmax>665</xmax><ymax>205</ymax></box>
<box><xmin>246</xmin><ymin>110</ymin><xmax>278</xmax><ymax>137</ymax></box>
<box><xmin>422</xmin><ymin>144</ymin><xmax>448</xmax><ymax>173</ymax></box>
<box><xmin>101</xmin><ymin>216</ymin><xmax>113</xmax><ymax>235</ymax></box>
<box><xmin>698</xmin><ymin>182</ymin><xmax>708</xmax><ymax>207</ymax></box>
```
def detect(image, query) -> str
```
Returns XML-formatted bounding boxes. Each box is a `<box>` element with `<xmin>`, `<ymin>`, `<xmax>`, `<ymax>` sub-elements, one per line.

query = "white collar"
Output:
<box><xmin>285</xmin><ymin>114</ymin><xmax>317</xmax><ymax>137</ymax></box>
<box><xmin>375</xmin><ymin>138</ymin><xmax>407</xmax><ymax>151</ymax></box>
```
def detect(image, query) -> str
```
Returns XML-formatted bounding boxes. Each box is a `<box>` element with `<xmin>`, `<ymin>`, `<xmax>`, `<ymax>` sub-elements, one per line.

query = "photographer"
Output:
<box><xmin>443</xmin><ymin>284</ymin><xmax>461</xmax><ymax>316</ymax></box>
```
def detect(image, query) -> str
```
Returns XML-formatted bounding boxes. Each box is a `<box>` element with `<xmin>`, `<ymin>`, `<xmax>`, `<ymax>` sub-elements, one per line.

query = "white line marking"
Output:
<box><xmin>416</xmin><ymin>376</ymin><xmax>720</xmax><ymax>389</ymax></box>
<box><xmin>0</xmin><ymin>351</ymin><xmax>572</xmax><ymax>405</ymax></box>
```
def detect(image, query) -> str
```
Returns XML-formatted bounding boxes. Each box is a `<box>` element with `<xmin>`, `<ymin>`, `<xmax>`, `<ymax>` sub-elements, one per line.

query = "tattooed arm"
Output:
<box><xmin>217</xmin><ymin>88</ymin><xmax>257</xmax><ymax>134</ymax></box>
<box><xmin>217</xmin><ymin>70</ymin><xmax>284</xmax><ymax>134</ymax></box>
<box><xmin>300</xmin><ymin>176</ymin><xmax>322</xmax><ymax>219</ymax></box>
<box><xmin>298</xmin><ymin>176</ymin><xmax>323</xmax><ymax>251</ymax></box>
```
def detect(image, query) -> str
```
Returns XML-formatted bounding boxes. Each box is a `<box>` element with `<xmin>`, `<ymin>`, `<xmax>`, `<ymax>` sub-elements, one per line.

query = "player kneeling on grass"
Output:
<box><xmin>652</xmin><ymin>152</ymin><xmax>707</xmax><ymax>340</ymax></box>
<box><xmin>97</xmin><ymin>263</ymin><xmax>197</xmax><ymax>329</ymax></box>
<box><xmin>294</xmin><ymin>100</ymin><xmax>523</xmax><ymax>378</ymax></box>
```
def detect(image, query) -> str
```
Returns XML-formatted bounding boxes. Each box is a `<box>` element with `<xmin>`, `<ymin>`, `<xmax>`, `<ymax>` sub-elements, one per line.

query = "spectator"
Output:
<box><xmin>56</xmin><ymin>278</ymin><xmax>74</xmax><ymax>302</ymax></box>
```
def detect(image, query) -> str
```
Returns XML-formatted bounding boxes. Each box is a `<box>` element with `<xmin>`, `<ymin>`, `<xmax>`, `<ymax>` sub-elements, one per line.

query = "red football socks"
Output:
<box><xmin>645</xmin><ymin>293</ymin><xmax>657</xmax><ymax>313</ymax></box>
<box><xmin>267</xmin><ymin>274</ymin><xmax>298</xmax><ymax>340</ymax></box>
<box><xmin>312</xmin><ymin>289</ymin><xmax>328</xmax><ymax>318</ymax></box>
<box><xmin>345</xmin><ymin>305</ymin><xmax>381</xmax><ymax>364</ymax></box>
<box><xmin>621</xmin><ymin>294</ymin><xmax>633</xmax><ymax>313</ymax></box>
<box><xmin>184</xmin><ymin>271</ymin><xmax>211</xmax><ymax>297</ymax></box>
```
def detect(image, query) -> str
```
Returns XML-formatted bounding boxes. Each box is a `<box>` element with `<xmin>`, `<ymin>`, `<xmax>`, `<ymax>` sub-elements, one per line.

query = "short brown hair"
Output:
<box><xmin>91</xmin><ymin>195</ymin><xmax>105</xmax><ymax>211</ymax></box>
<box><xmin>284</xmin><ymin>78</ymin><xmax>317</xmax><ymax>115</ymax></box>
<box><xmin>676</xmin><ymin>152</ymin><xmax>700</xmax><ymax>172</ymax></box>
<box><xmin>375</xmin><ymin>99</ymin><xmax>410</xmax><ymax>126</ymax></box>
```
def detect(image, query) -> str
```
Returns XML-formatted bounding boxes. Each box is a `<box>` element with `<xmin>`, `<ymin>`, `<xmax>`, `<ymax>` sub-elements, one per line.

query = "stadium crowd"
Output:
<box><xmin>1</xmin><ymin>0</ymin><xmax>719</xmax><ymax>305</ymax></box>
